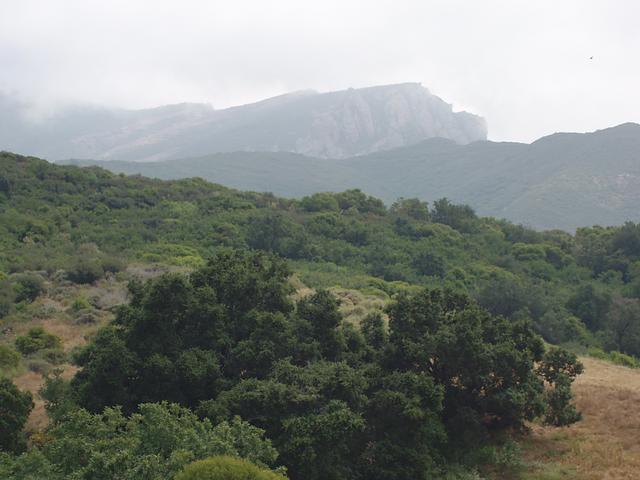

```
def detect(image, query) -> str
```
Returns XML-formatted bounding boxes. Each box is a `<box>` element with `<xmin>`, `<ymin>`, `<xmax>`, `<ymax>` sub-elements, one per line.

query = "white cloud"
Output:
<box><xmin>1</xmin><ymin>0</ymin><xmax>639</xmax><ymax>141</ymax></box>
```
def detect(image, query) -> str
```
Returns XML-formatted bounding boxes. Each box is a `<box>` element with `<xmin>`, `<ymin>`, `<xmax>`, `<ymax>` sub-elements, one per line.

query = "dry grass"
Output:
<box><xmin>520</xmin><ymin>357</ymin><xmax>640</xmax><ymax>480</ymax></box>
<box><xmin>329</xmin><ymin>287</ymin><xmax>387</xmax><ymax>325</ymax></box>
<box><xmin>4</xmin><ymin>277</ymin><xmax>122</xmax><ymax>433</ymax></box>
<box><xmin>290</xmin><ymin>277</ymin><xmax>388</xmax><ymax>325</ymax></box>
<box><xmin>13</xmin><ymin>365</ymin><xmax>78</xmax><ymax>433</ymax></box>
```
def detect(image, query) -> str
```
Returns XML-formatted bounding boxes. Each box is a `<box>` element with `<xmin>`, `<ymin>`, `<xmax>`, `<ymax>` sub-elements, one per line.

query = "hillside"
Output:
<box><xmin>3</xmin><ymin>150</ymin><xmax>640</xmax><ymax>356</ymax></box>
<box><xmin>72</xmin><ymin>123</ymin><xmax>640</xmax><ymax>230</ymax></box>
<box><xmin>0</xmin><ymin>83</ymin><xmax>486</xmax><ymax>161</ymax></box>
<box><xmin>2</xmin><ymin>152</ymin><xmax>640</xmax><ymax>479</ymax></box>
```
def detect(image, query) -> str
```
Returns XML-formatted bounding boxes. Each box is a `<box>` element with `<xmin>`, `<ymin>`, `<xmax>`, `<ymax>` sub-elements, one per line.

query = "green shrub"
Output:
<box><xmin>70</xmin><ymin>296</ymin><xmax>92</xmax><ymax>312</ymax></box>
<box><xmin>0</xmin><ymin>377</ymin><xmax>34</xmax><ymax>453</ymax></box>
<box><xmin>0</xmin><ymin>345</ymin><xmax>21</xmax><ymax>373</ymax></box>
<box><xmin>27</xmin><ymin>359</ymin><xmax>52</xmax><ymax>375</ymax></box>
<box><xmin>0</xmin><ymin>403</ymin><xmax>280</xmax><ymax>479</ymax></box>
<box><xmin>12</xmin><ymin>273</ymin><xmax>45</xmax><ymax>303</ymax></box>
<box><xmin>67</xmin><ymin>257</ymin><xmax>104</xmax><ymax>284</ymax></box>
<box><xmin>0</xmin><ymin>280</ymin><xmax>14</xmax><ymax>318</ymax></box>
<box><xmin>537</xmin><ymin>348</ymin><xmax>584</xmax><ymax>426</ymax></box>
<box><xmin>100</xmin><ymin>256</ymin><xmax>125</xmax><ymax>274</ymax></box>
<box><xmin>15</xmin><ymin>327</ymin><xmax>62</xmax><ymax>355</ymax></box>
<box><xmin>544</xmin><ymin>374</ymin><xmax>582</xmax><ymax>426</ymax></box>
<box><xmin>175</xmin><ymin>456</ymin><xmax>287</xmax><ymax>480</ymax></box>
<box><xmin>587</xmin><ymin>347</ymin><xmax>640</xmax><ymax>368</ymax></box>
<box><xmin>38</xmin><ymin>348</ymin><xmax>67</xmax><ymax>365</ymax></box>
<box><xmin>608</xmin><ymin>350</ymin><xmax>640</xmax><ymax>368</ymax></box>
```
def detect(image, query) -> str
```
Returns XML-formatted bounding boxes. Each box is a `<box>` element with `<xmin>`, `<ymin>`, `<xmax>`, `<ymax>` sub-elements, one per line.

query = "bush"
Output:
<box><xmin>12</xmin><ymin>273</ymin><xmax>45</xmax><ymax>303</ymax></box>
<box><xmin>0</xmin><ymin>403</ymin><xmax>280</xmax><ymax>479</ymax></box>
<box><xmin>608</xmin><ymin>350</ymin><xmax>640</xmax><ymax>368</ymax></box>
<box><xmin>67</xmin><ymin>257</ymin><xmax>104</xmax><ymax>284</ymax></box>
<box><xmin>74</xmin><ymin>310</ymin><xmax>98</xmax><ymax>325</ymax></box>
<box><xmin>587</xmin><ymin>347</ymin><xmax>640</xmax><ymax>368</ymax></box>
<box><xmin>175</xmin><ymin>456</ymin><xmax>287</xmax><ymax>480</ymax></box>
<box><xmin>0</xmin><ymin>280</ymin><xmax>14</xmax><ymax>318</ymax></box>
<box><xmin>100</xmin><ymin>256</ymin><xmax>125</xmax><ymax>274</ymax></box>
<box><xmin>0</xmin><ymin>377</ymin><xmax>34</xmax><ymax>453</ymax></box>
<box><xmin>15</xmin><ymin>327</ymin><xmax>62</xmax><ymax>355</ymax></box>
<box><xmin>0</xmin><ymin>345</ymin><xmax>21</xmax><ymax>372</ymax></box>
<box><xmin>38</xmin><ymin>348</ymin><xmax>67</xmax><ymax>365</ymax></box>
<box><xmin>70</xmin><ymin>296</ymin><xmax>92</xmax><ymax>312</ymax></box>
<box><xmin>544</xmin><ymin>374</ymin><xmax>582</xmax><ymax>426</ymax></box>
<box><xmin>537</xmin><ymin>348</ymin><xmax>584</xmax><ymax>426</ymax></box>
<box><xmin>27</xmin><ymin>359</ymin><xmax>52</xmax><ymax>375</ymax></box>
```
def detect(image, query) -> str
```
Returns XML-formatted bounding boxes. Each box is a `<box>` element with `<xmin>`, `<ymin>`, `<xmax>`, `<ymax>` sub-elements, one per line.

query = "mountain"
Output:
<box><xmin>0</xmin><ymin>83</ymin><xmax>486</xmax><ymax>161</ymax></box>
<box><xmin>67</xmin><ymin>123</ymin><xmax>640</xmax><ymax>231</ymax></box>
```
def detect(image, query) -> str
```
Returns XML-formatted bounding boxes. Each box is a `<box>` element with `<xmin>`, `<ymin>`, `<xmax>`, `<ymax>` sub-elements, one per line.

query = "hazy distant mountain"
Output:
<box><xmin>0</xmin><ymin>83</ymin><xmax>486</xmax><ymax>161</ymax></box>
<box><xmin>67</xmin><ymin>123</ymin><xmax>640</xmax><ymax>231</ymax></box>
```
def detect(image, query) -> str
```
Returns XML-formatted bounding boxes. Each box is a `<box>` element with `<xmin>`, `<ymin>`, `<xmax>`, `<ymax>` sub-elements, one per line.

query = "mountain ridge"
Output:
<box><xmin>63</xmin><ymin>122</ymin><xmax>640</xmax><ymax>231</ymax></box>
<box><xmin>0</xmin><ymin>83</ymin><xmax>486</xmax><ymax>161</ymax></box>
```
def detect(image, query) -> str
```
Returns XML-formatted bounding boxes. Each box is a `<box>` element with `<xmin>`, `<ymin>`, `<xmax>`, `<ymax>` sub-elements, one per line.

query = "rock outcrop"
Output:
<box><xmin>0</xmin><ymin>83</ymin><xmax>486</xmax><ymax>161</ymax></box>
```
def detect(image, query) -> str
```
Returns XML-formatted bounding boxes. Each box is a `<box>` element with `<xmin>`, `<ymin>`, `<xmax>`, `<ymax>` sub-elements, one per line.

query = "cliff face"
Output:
<box><xmin>288</xmin><ymin>83</ymin><xmax>487</xmax><ymax>158</ymax></box>
<box><xmin>0</xmin><ymin>84</ymin><xmax>486</xmax><ymax>161</ymax></box>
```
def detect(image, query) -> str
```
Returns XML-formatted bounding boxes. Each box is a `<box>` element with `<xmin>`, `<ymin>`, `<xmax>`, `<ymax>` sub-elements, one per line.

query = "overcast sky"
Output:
<box><xmin>1</xmin><ymin>0</ymin><xmax>639</xmax><ymax>142</ymax></box>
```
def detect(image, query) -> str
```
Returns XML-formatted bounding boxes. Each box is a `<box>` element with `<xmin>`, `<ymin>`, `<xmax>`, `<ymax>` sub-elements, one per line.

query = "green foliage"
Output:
<box><xmin>386</xmin><ymin>289</ymin><xmax>546</xmax><ymax>439</ymax></box>
<box><xmin>537</xmin><ymin>348</ymin><xmax>584</xmax><ymax>384</ymax></box>
<box><xmin>6</xmin><ymin>151</ymin><xmax>640</xmax><ymax>476</ymax></box>
<box><xmin>432</xmin><ymin>198</ymin><xmax>477</xmax><ymax>232</ymax></box>
<box><xmin>412</xmin><ymin>249</ymin><xmax>446</xmax><ymax>278</ymax></box>
<box><xmin>2</xmin><ymin>152</ymin><xmax>640</xmax><ymax>361</ymax></box>
<box><xmin>566</xmin><ymin>284</ymin><xmax>611</xmax><ymax>331</ymax></box>
<box><xmin>40</xmin><ymin>369</ymin><xmax>78</xmax><ymax>423</ymax></box>
<box><xmin>0</xmin><ymin>345</ymin><xmax>21</xmax><ymax>374</ymax></box>
<box><xmin>12</xmin><ymin>273</ymin><xmax>45</xmax><ymax>303</ymax></box>
<box><xmin>543</xmin><ymin>374</ymin><xmax>582</xmax><ymax>426</ymax></box>
<box><xmin>70</xmin><ymin>296</ymin><xmax>92</xmax><ymax>312</ymax></box>
<box><xmin>587</xmin><ymin>347</ymin><xmax>640</xmax><ymax>368</ymax></box>
<box><xmin>537</xmin><ymin>348</ymin><xmax>583</xmax><ymax>426</ymax></box>
<box><xmin>0</xmin><ymin>378</ymin><xmax>33</xmax><ymax>453</ymax></box>
<box><xmin>67</xmin><ymin>255</ymin><xmax>105</xmax><ymax>284</ymax></box>
<box><xmin>0</xmin><ymin>403</ymin><xmax>279</xmax><ymax>479</ymax></box>
<box><xmin>72</xmin><ymin>250</ymin><xmax>293</xmax><ymax>412</ymax></box>
<box><xmin>14</xmin><ymin>327</ymin><xmax>62</xmax><ymax>356</ymax></box>
<box><xmin>175</xmin><ymin>456</ymin><xmax>287</xmax><ymax>480</ymax></box>
<box><xmin>300</xmin><ymin>193</ymin><xmax>340</xmax><ymax>212</ymax></box>
<box><xmin>0</xmin><ymin>280</ymin><xmax>14</xmax><ymax>318</ymax></box>
<box><xmin>391</xmin><ymin>197</ymin><xmax>431</xmax><ymax>221</ymax></box>
<box><xmin>604</xmin><ymin>296</ymin><xmax>640</xmax><ymax>357</ymax></box>
<box><xmin>66</xmin><ymin>252</ymin><xmax>572</xmax><ymax>479</ymax></box>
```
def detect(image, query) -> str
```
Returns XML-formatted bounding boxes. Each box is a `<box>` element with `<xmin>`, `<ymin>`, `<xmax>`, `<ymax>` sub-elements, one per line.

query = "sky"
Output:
<box><xmin>1</xmin><ymin>0</ymin><xmax>639</xmax><ymax>142</ymax></box>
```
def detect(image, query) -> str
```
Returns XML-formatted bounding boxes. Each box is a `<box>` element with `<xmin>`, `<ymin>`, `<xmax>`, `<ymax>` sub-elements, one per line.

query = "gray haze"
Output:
<box><xmin>1</xmin><ymin>0</ymin><xmax>639</xmax><ymax>143</ymax></box>
<box><xmin>0</xmin><ymin>83</ymin><xmax>487</xmax><ymax>161</ymax></box>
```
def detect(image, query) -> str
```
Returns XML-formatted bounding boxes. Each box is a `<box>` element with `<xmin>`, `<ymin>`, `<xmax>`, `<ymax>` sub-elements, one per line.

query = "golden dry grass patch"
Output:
<box><xmin>521</xmin><ymin>357</ymin><xmax>640</xmax><ymax>480</ymax></box>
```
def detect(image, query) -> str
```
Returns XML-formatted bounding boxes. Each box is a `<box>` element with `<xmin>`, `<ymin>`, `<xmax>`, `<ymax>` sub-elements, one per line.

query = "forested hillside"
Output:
<box><xmin>4</xmin><ymin>151</ymin><xmax>640</xmax><ymax>353</ymax></box>
<box><xmin>73</xmin><ymin>122</ymin><xmax>640</xmax><ymax>230</ymax></box>
<box><xmin>2</xmin><ymin>151</ymin><xmax>640</xmax><ymax>478</ymax></box>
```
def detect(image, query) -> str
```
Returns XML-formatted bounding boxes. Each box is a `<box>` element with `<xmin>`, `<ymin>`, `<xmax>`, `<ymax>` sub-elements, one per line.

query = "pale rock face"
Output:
<box><xmin>0</xmin><ymin>83</ymin><xmax>487</xmax><ymax>161</ymax></box>
<box><xmin>286</xmin><ymin>84</ymin><xmax>486</xmax><ymax>158</ymax></box>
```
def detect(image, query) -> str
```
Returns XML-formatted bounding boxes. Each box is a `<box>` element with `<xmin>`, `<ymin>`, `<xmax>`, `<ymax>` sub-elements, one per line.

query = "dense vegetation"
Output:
<box><xmin>2</xmin><ymin>152</ymin><xmax>640</xmax><ymax>357</ymax></box>
<box><xmin>2</xmin><ymin>151</ymin><xmax>640</xmax><ymax>478</ymax></box>
<box><xmin>3</xmin><ymin>250</ymin><xmax>582</xmax><ymax>479</ymax></box>
<box><xmin>68</xmin><ymin>121</ymin><xmax>640</xmax><ymax>230</ymax></box>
